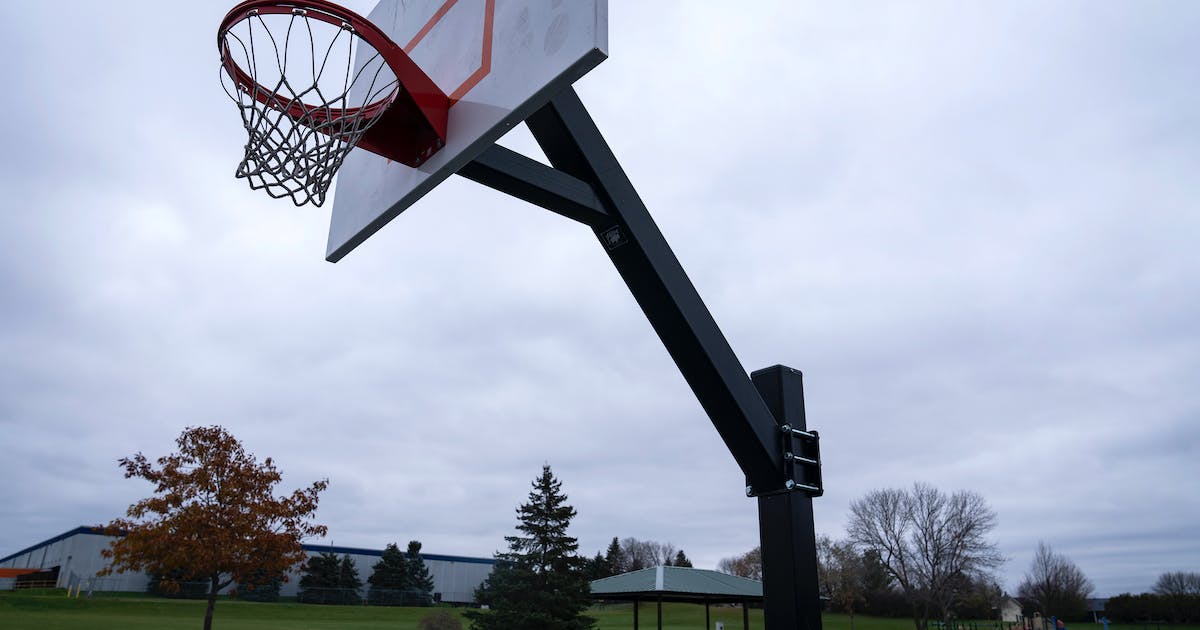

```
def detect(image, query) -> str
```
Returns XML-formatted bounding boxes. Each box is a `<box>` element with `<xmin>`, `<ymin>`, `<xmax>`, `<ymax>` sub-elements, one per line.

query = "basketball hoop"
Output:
<box><xmin>218</xmin><ymin>0</ymin><xmax>449</xmax><ymax>206</ymax></box>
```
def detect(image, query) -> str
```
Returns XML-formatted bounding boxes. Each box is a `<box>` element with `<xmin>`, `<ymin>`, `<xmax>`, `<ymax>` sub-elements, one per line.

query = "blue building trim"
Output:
<box><xmin>0</xmin><ymin>526</ymin><xmax>108</xmax><ymax>565</ymax></box>
<box><xmin>301</xmin><ymin>543</ymin><xmax>496</xmax><ymax>566</ymax></box>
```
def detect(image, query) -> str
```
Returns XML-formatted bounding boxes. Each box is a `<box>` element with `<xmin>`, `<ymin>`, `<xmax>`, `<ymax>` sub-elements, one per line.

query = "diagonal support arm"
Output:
<box><xmin>458</xmin><ymin>145</ymin><xmax>611</xmax><ymax>227</ymax></box>
<box><xmin>518</xmin><ymin>87</ymin><xmax>784</xmax><ymax>490</ymax></box>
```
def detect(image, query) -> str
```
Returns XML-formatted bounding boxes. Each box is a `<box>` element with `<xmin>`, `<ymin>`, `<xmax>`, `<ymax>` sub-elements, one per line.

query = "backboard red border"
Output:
<box><xmin>403</xmin><ymin>0</ymin><xmax>496</xmax><ymax>104</ymax></box>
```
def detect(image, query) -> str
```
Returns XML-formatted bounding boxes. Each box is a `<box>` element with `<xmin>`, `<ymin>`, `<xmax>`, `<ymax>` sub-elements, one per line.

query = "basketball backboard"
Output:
<box><xmin>325</xmin><ymin>0</ymin><xmax>608</xmax><ymax>262</ymax></box>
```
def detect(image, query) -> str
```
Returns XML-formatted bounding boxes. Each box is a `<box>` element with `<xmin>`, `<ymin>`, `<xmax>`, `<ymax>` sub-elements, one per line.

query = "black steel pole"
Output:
<box><xmin>753</xmin><ymin>365</ymin><xmax>822</xmax><ymax>630</ymax></box>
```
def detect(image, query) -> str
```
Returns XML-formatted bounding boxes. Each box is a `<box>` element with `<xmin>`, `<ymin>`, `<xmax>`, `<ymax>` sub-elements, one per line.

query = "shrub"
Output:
<box><xmin>1106</xmin><ymin>592</ymin><xmax>1200</xmax><ymax>623</ymax></box>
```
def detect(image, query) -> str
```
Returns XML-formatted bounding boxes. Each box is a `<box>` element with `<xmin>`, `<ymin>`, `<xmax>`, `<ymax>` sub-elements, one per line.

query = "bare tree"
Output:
<box><xmin>817</xmin><ymin>535</ymin><xmax>837</xmax><ymax>601</ymax></box>
<box><xmin>1017</xmin><ymin>542</ymin><xmax>1093</xmax><ymax>619</ymax></box>
<box><xmin>619</xmin><ymin>538</ymin><xmax>678</xmax><ymax>569</ymax></box>
<box><xmin>847</xmin><ymin>483</ymin><xmax>1003</xmax><ymax>630</ymax></box>
<box><xmin>655</xmin><ymin>541</ymin><xmax>678</xmax><ymax>566</ymax></box>
<box><xmin>718</xmin><ymin>546</ymin><xmax>762</xmax><ymax>581</ymax></box>
<box><xmin>619</xmin><ymin>538</ymin><xmax>649</xmax><ymax>570</ymax></box>
<box><xmin>1153</xmin><ymin>571</ymin><xmax>1200</xmax><ymax>596</ymax></box>
<box><xmin>818</xmin><ymin>535</ymin><xmax>867</xmax><ymax>630</ymax></box>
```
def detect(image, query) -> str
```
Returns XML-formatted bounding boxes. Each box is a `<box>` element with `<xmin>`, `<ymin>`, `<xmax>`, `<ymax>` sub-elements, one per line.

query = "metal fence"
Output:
<box><xmin>3</xmin><ymin>572</ymin><xmax>471</xmax><ymax>607</ymax></box>
<box><xmin>295</xmin><ymin>587</ymin><xmax>439</xmax><ymax>606</ymax></box>
<box><xmin>9</xmin><ymin>579</ymin><xmax>58</xmax><ymax>590</ymax></box>
<box><xmin>59</xmin><ymin>573</ymin><xmax>145</xmax><ymax>597</ymax></box>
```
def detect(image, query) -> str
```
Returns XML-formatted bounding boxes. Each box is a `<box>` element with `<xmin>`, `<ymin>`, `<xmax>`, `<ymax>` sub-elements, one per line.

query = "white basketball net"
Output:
<box><xmin>219</xmin><ymin>8</ymin><xmax>400</xmax><ymax>207</ymax></box>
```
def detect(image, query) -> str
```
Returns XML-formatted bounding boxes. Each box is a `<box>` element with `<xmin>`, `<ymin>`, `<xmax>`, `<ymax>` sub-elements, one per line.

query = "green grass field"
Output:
<box><xmin>2</xmin><ymin>591</ymin><xmax>1195</xmax><ymax>630</ymax></box>
<box><xmin>1</xmin><ymin>591</ymin><xmax>765</xmax><ymax>630</ymax></box>
<box><xmin>5</xmin><ymin>591</ymin><xmax>761</xmax><ymax>630</ymax></box>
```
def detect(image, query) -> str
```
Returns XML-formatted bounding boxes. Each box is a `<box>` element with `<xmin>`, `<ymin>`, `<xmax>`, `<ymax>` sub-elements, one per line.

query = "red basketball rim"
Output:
<box><xmin>218</xmin><ymin>0</ymin><xmax>405</xmax><ymax>123</ymax></box>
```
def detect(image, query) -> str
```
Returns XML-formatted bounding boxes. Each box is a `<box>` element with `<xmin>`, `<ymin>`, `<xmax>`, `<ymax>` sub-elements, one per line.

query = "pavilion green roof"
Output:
<box><xmin>590</xmin><ymin>566</ymin><xmax>763</xmax><ymax>602</ymax></box>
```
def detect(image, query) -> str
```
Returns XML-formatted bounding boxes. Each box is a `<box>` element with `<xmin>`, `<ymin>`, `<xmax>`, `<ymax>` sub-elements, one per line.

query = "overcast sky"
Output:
<box><xmin>1</xmin><ymin>1</ymin><xmax>1197</xmax><ymax>598</ymax></box>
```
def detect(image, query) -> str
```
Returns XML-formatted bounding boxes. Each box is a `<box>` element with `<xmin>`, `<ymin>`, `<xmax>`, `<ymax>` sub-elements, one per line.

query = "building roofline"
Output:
<box><xmin>0</xmin><ymin>526</ymin><xmax>108</xmax><ymax>565</ymax></box>
<box><xmin>301</xmin><ymin>543</ymin><xmax>496</xmax><ymax>566</ymax></box>
<box><xmin>1</xmin><ymin>526</ymin><xmax>495</xmax><ymax>567</ymax></box>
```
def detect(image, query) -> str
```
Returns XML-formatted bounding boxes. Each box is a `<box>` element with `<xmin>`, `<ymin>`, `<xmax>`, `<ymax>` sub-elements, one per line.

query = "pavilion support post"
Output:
<box><xmin>658</xmin><ymin>594</ymin><xmax>663</xmax><ymax>630</ymax></box>
<box><xmin>635</xmin><ymin>598</ymin><xmax>640</xmax><ymax>630</ymax></box>
<box><xmin>743</xmin><ymin>600</ymin><xmax>750</xmax><ymax>630</ymax></box>
<box><xmin>706</xmin><ymin>602</ymin><xmax>711</xmax><ymax>630</ymax></box>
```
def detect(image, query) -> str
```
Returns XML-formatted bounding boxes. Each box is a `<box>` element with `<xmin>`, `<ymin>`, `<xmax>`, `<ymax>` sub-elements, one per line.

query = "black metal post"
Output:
<box><xmin>753</xmin><ymin>366</ymin><xmax>822</xmax><ymax>630</ymax></box>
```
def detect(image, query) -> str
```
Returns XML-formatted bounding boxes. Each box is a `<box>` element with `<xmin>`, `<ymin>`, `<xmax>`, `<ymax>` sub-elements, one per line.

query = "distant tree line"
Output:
<box><xmin>719</xmin><ymin>483</ymin><xmax>1019</xmax><ymax>630</ymax></box>
<box><xmin>713</xmin><ymin>484</ymin><xmax>1200</xmax><ymax>630</ymax></box>
<box><xmin>718</xmin><ymin>546</ymin><xmax>761</xmax><ymax>581</ymax></box>
<box><xmin>143</xmin><ymin>542</ymin><xmax>438</xmax><ymax>607</ymax></box>
<box><xmin>1106</xmin><ymin>572</ymin><xmax>1200</xmax><ymax>623</ymax></box>
<box><xmin>297</xmin><ymin>542</ymin><xmax>435</xmax><ymax>605</ymax></box>
<box><xmin>1106</xmin><ymin>593</ymin><xmax>1200</xmax><ymax>624</ymax></box>
<box><xmin>583</xmin><ymin>536</ymin><xmax>692</xmax><ymax>580</ymax></box>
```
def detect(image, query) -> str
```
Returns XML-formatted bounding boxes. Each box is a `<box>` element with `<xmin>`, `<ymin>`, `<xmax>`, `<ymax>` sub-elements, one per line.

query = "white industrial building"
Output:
<box><xmin>0</xmin><ymin>526</ymin><xmax>495</xmax><ymax>603</ymax></box>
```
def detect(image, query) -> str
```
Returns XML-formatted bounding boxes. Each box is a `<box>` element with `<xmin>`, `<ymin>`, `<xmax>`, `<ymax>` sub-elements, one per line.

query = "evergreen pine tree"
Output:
<box><xmin>603</xmin><ymin>537</ymin><xmax>623</xmax><ymax>576</ymax></box>
<box><xmin>368</xmin><ymin>543</ymin><xmax>408</xmax><ymax>606</ymax></box>
<box><xmin>466</xmin><ymin>465</ymin><xmax>595</xmax><ymax>630</ymax></box>
<box><xmin>404</xmin><ymin>540</ymin><xmax>436</xmax><ymax>606</ymax></box>
<box><xmin>585</xmin><ymin>552</ymin><xmax>607</xmax><ymax>580</ymax></box>
<box><xmin>672</xmin><ymin>550</ymin><xmax>693</xmax><ymax>568</ymax></box>
<box><xmin>337</xmin><ymin>554</ymin><xmax>363</xmax><ymax>605</ymax></box>
<box><xmin>237</xmin><ymin>568</ymin><xmax>283</xmax><ymax>602</ymax></box>
<box><xmin>298</xmin><ymin>551</ymin><xmax>340</xmax><ymax>604</ymax></box>
<box><xmin>147</xmin><ymin>567</ymin><xmax>209</xmax><ymax>599</ymax></box>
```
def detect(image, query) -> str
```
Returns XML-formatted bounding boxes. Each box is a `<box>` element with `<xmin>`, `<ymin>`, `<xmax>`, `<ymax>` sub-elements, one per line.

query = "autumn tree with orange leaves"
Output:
<box><xmin>100</xmin><ymin>426</ymin><xmax>328</xmax><ymax>630</ymax></box>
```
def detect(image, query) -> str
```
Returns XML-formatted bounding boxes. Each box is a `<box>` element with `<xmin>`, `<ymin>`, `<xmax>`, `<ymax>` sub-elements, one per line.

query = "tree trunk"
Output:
<box><xmin>204</xmin><ymin>575</ymin><xmax>219</xmax><ymax>630</ymax></box>
<box><xmin>912</xmin><ymin>603</ymin><xmax>929</xmax><ymax>630</ymax></box>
